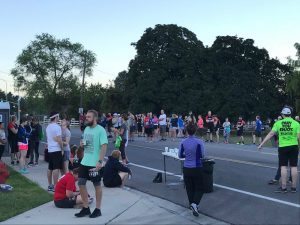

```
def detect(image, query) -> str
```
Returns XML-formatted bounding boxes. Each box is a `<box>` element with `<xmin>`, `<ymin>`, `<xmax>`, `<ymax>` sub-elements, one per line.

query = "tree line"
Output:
<box><xmin>5</xmin><ymin>25</ymin><xmax>300</xmax><ymax>120</ymax></box>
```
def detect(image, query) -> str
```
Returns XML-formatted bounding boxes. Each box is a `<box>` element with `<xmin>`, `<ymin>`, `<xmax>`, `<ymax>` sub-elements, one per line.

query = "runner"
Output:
<box><xmin>223</xmin><ymin>118</ymin><xmax>231</xmax><ymax>144</ymax></box>
<box><xmin>116</xmin><ymin>114</ymin><xmax>130</xmax><ymax>164</ymax></box>
<box><xmin>61</xmin><ymin>119</ymin><xmax>71</xmax><ymax>174</ymax></box>
<box><xmin>8</xmin><ymin>116</ymin><xmax>19</xmax><ymax>165</ymax></box>
<box><xmin>205</xmin><ymin>111</ymin><xmax>214</xmax><ymax>142</ymax></box>
<box><xmin>152</xmin><ymin>114</ymin><xmax>159</xmax><ymax>140</ymax></box>
<box><xmin>144</xmin><ymin>113</ymin><xmax>153</xmax><ymax>142</ymax></box>
<box><xmin>258</xmin><ymin>107</ymin><xmax>300</xmax><ymax>193</ymax></box>
<box><xmin>177</xmin><ymin>115</ymin><xmax>184</xmax><ymax>138</ymax></box>
<box><xmin>213</xmin><ymin>115</ymin><xmax>220</xmax><ymax>143</ymax></box>
<box><xmin>253</xmin><ymin>116</ymin><xmax>263</xmax><ymax>145</ymax></box>
<box><xmin>170</xmin><ymin>114</ymin><xmax>178</xmax><ymax>141</ymax></box>
<box><xmin>75</xmin><ymin>110</ymin><xmax>108</xmax><ymax>218</ymax></box>
<box><xmin>159</xmin><ymin>110</ymin><xmax>167</xmax><ymax>141</ymax></box>
<box><xmin>0</xmin><ymin>122</ymin><xmax>7</xmax><ymax>161</ymax></box>
<box><xmin>28</xmin><ymin>118</ymin><xmax>42</xmax><ymax>166</ymax></box>
<box><xmin>236</xmin><ymin>116</ymin><xmax>246</xmax><ymax>145</ymax></box>
<box><xmin>17</xmin><ymin>118</ymin><xmax>30</xmax><ymax>174</ymax></box>
<box><xmin>197</xmin><ymin>115</ymin><xmax>204</xmax><ymax>139</ymax></box>
<box><xmin>46</xmin><ymin>112</ymin><xmax>63</xmax><ymax>192</ymax></box>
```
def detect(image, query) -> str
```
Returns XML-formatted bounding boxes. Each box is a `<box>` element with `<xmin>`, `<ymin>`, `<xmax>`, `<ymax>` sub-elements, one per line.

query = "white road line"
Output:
<box><xmin>128</xmin><ymin>161</ymin><xmax>300</xmax><ymax>208</ymax></box>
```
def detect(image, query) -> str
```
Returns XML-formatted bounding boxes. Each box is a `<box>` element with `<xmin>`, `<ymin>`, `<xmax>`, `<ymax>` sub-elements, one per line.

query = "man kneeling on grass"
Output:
<box><xmin>54</xmin><ymin>168</ymin><xmax>92</xmax><ymax>208</ymax></box>
<box><xmin>103</xmin><ymin>150</ymin><xmax>131</xmax><ymax>188</ymax></box>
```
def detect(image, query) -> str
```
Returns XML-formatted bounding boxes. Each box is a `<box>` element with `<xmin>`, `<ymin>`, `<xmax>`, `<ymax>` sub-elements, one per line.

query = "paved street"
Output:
<box><xmin>43</xmin><ymin>127</ymin><xmax>300</xmax><ymax>225</ymax></box>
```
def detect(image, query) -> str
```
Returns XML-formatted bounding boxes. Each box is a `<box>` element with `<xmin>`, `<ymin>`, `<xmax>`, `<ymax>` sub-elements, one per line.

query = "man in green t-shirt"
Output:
<box><xmin>258</xmin><ymin>107</ymin><xmax>300</xmax><ymax>193</ymax></box>
<box><xmin>75</xmin><ymin>110</ymin><xmax>108</xmax><ymax>218</ymax></box>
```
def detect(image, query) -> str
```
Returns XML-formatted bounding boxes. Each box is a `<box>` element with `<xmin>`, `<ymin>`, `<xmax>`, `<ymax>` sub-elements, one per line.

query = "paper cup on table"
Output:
<box><xmin>165</xmin><ymin>147</ymin><xmax>169</xmax><ymax>152</ymax></box>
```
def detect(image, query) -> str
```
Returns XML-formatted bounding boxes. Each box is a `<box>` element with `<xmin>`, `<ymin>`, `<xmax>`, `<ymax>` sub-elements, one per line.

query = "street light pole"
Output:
<box><xmin>79</xmin><ymin>53</ymin><xmax>87</xmax><ymax>108</ymax></box>
<box><xmin>17</xmin><ymin>96</ymin><xmax>21</xmax><ymax>123</ymax></box>
<box><xmin>0</xmin><ymin>78</ymin><xmax>8</xmax><ymax>101</ymax></box>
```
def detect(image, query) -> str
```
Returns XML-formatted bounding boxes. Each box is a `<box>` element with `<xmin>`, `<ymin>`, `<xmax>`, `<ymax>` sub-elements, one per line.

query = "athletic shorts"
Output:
<box><xmin>153</xmin><ymin>125</ymin><xmax>158</xmax><ymax>130</ymax></box>
<box><xmin>48</xmin><ymin>151</ymin><xmax>63</xmax><ymax>170</ymax></box>
<box><xmin>78</xmin><ymin>164</ymin><xmax>101</xmax><ymax>186</ymax></box>
<box><xmin>207</xmin><ymin>124</ymin><xmax>214</xmax><ymax>133</ymax></box>
<box><xmin>237</xmin><ymin>129</ymin><xmax>243</xmax><ymax>137</ymax></box>
<box><xmin>104</xmin><ymin>175</ymin><xmax>122</xmax><ymax>188</ymax></box>
<box><xmin>254</xmin><ymin>131</ymin><xmax>262</xmax><ymax>137</ymax></box>
<box><xmin>54</xmin><ymin>197</ymin><xmax>76</xmax><ymax>208</ymax></box>
<box><xmin>9</xmin><ymin>140</ymin><xmax>18</xmax><ymax>153</ymax></box>
<box><xmin>278</xmin><ymin>145</ymin><xmax>299</xmax><ymax>167</ymax></box>
<box><xmin>160</xmin><ymin>125</ymin><xmax>166</xmax><ymax>133</ymax></box>
<box><xmin>145</xmin><ymin>127</ymin><xmax>153</xmax><ymax>136</ymax></box>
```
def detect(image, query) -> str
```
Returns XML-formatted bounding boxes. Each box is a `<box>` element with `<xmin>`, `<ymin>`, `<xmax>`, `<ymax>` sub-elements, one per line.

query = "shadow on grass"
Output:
<box><xmin>0</xmin><ymin>166</ymin><xmax>52</xmax><ymax>222</ymax></box>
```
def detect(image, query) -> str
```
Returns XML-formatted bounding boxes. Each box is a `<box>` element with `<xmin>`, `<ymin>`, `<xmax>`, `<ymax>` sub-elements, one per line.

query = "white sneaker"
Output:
<box><xmin>190</xmin><ymin>203</ymin><xmax>199</xmax><ymax>217</ymax></box>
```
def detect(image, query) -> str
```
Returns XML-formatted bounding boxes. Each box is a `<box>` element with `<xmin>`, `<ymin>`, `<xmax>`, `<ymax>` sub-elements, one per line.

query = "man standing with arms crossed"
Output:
<box><xmin>159</xmin><ymin>109</ymin><xmax>167</xmax><ymax>141</ymax></box>
<box><xmin>75</xmin><ymin>110</ymin><xmax>108</xmax><ymax>218</ymax></box>
<box><xmin>258</xmin><ymin>107</ymin><xmax>300</xmax><ymax>193</ymax></box>
<box><xmin>46</xmin><ymin>112</ymin><xmax>63</xmax><ymax>192</ymax></box>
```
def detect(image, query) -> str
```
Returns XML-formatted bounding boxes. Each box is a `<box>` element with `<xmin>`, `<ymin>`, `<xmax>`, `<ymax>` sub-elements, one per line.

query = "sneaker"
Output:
<box><xmin>16</xmin><ymin>160</ymin><xmax>20</xmax><ymax>164</ymax></box>
<box><xmin>88</xmin><ymin>197</ymin><xmax>94</xmax><ymax>204</ymax></box>
<box><xmin>236</xmin><ymin>142</ymin><xmax>240</xmax><ymax>145</ymax></box>
<box><xmin>268</xmin><ymin>179</ymin><xmax>279</xmax><ymax>185</ymax></box>
<box><xmin>28</xmin><ymin>162</ymin><xmax>34</xmax><ymax>167</ymax></box>
<box><xmin>11</xmin><ymin>161</ymin><xmax>15</xmax><ymax>165</ymax></box>
<box><xmin>20</xmin><ymin>169</ymin><xmax>29</xmax><ymax>174</ymax></box>
<box><xmin>48</xmin><ymin>185</ymin><xmax>54</xmax><ymax>192</ymax></box>
<box><xmin>205</xmin><ymin>140</ymin><xmax>209</xmax><ymax>142</ymax></box>
<box><xmin>190</xmin><ymin>203</ymin><xmax>199</xmax><ymax>217</ymax></box>
<box><xmin>75</xmin><ymin>207</ymin><xmax>91</xmax><ymax>217</ymax></box>
<box><xmin>274</xmin><ymin>187</ymin><xmax>288</xmax><ymax>193</ymax></box>
<box><xmin>34</xmin><ymin>162</ymin><xmax>38</xmax><ymax>166</ymax></box>
<box><xmin>241</xmin><ymin>142</ymin><xmax>245</xmax><ymax>145</ymax></box>
<box><xmin>210</xmin><ymin>140</ymin><xmax>213</xmax><ymax>143</ymax></box>
<box><xmin>89</xmin><ymin>208</ymin><xmax>101</xmax><ymax>218</ymax></box>
<box><xmin>291</xmin><ymin>188</ymin><xmax>297</xmax><ymax>193</ymax></box>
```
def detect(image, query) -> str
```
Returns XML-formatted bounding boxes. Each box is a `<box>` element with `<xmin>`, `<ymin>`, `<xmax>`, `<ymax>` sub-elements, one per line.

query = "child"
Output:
<box><xmin>223</xmin><ymin>118</ymin><xmax>231</xmax><ymax>144</ymax></box>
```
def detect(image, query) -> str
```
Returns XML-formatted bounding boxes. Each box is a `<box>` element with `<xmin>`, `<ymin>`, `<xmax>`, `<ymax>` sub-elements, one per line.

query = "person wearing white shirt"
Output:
<box><xmin>159</xmin><ymin>110</ymin><xmax>167</xmax><ymax>141</ymax></box>
<box><xmin>46</xmin><ymin>112</ymin><xmax>63</xmax><ymax>192</ymax></box>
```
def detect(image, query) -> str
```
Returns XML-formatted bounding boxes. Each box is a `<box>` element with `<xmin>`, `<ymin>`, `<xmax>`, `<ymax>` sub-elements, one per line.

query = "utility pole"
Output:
<box><xmin>79</xmin><ymin>52</ymin><xmax>87</xmax><ymax>109</ymax></box>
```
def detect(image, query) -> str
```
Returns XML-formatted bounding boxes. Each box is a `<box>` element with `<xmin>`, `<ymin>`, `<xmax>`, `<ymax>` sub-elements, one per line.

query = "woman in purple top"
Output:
<box><xmin>178</xmin><ymin>123</ymin><xmax>205</xmax><ymax>217</ymax></box>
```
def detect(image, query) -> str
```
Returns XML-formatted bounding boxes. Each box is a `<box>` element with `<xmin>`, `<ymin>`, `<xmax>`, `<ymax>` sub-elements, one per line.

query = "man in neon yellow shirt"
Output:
<box><xmin>258</xmin><ymin>107</ymin><xmax>300</xmax><ymax>193</ymax></box>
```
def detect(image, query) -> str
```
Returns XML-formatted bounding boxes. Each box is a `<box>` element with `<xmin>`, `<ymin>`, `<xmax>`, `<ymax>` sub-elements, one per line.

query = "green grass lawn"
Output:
<box><xmin>0</xmin><ymin>167</ymin><xmax>53</xmax><ymax>222</ymax></box>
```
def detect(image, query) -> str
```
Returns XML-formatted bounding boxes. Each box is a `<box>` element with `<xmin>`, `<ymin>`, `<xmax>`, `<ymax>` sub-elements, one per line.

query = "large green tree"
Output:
<box><xmin>115</xmin><ymin>24</ymin><xmax>206</xmax><ymax>113</ymax></box>
<box><xmin>11</xmin><ymin>33</ymin><xmax>96</xmax><ymax>112</ymax></box>
<box><xmin>113</xmin><ymin>25</ymin><xmax>290</xmax><ymax>120</ymax></box>
<box><xmin>286</xmin><ymin>43</ymin><xmax>300</xmax><ymax>114</ymax></box>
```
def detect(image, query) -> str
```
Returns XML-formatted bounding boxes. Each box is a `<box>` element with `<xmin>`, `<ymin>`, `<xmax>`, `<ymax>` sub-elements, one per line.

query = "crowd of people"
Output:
<box><xmin>0</xmin><ymin>106</ymin><xmax>299</xmax><ymax>218</ymax></box>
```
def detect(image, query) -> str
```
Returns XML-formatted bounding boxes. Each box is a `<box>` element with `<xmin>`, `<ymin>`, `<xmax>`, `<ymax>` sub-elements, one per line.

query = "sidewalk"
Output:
<box><xmin>0</xmin><ymin>157</ymin><xmax>226</xmax><ymax>225</ymax></box>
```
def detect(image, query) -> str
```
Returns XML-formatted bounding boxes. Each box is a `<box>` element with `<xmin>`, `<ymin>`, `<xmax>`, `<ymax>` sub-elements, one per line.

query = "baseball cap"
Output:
<box><xmin>113</xmin><ymin>113</ymin><xmax>117</xmax><ymax>116</ymax></box>
<box><xmin>281</xmin><ymin>107</ymin><xmax>291</xmax><ymax>115</ymax></box>
<box><xmin>49</xmin><ymin>112</ymin><xmax>59</xmax><ymax>119</ymax></box>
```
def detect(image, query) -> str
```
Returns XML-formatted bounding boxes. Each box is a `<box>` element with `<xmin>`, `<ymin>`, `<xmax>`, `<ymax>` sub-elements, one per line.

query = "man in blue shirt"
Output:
<box><xmin>253</xmin><ymin>116</ymin><xmax>263</xmax><ymax>145</ymax></box>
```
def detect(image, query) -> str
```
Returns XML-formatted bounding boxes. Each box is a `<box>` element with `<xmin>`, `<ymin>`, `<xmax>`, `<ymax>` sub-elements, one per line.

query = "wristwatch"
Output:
<box><xmin>98</xmin><ymin>160</ymin><xmax>103</xmax><ymax>164</ymax></box>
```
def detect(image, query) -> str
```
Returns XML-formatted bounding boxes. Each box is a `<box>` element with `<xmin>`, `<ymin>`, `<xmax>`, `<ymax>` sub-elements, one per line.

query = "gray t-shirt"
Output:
<box><xmin>120</xmin><ymin>122</ymin><xmax>128</xmax><ymax>140</ymax></box>
<box><xmin>61</xmin><ymin>128</ymin><xmax>71</xmax><ymax>151</ymax></box>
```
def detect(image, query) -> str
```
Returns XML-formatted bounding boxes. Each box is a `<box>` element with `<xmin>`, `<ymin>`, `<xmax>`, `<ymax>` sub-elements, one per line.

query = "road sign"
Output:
<box><xmin>78</xmin><ymin>108</ymin><xmax>83</xmax><ymax>114</ymax></box>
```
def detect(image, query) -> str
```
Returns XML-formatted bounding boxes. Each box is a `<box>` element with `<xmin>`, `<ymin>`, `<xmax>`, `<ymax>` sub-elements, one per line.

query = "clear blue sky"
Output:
<box><xmin>0</xmin><ymin>0</ymin><xmax>299</xmax><ymax>93</ymax></box>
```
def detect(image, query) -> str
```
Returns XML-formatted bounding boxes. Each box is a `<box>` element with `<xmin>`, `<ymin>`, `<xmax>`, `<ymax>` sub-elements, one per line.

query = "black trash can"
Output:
<box><xmin>202</xmin><ymin>158</ymin><xmax>215</xmax><ymax>193</ymax></box>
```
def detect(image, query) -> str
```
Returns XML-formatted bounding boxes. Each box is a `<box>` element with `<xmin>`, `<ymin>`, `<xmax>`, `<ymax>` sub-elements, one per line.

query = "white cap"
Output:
<box><xmin>281</xmin><ymin>107</ymin><xmax>291</xmax><ymax>115</ymax></box>
<box><xmin>113</xmin><ymin>113</ymin><xmax>117</xmax><ymax>116</ymax></box>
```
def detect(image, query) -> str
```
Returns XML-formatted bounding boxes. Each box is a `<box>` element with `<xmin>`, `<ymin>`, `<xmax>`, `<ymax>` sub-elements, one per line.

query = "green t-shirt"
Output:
<box><xmin>272</xmin><ymin>117</ymin><xmax>300</xmax><ymax>147</ymax></box>
<box><xmin>81</xmin><ymin>125</ymin><xmax>108</xmax><ymax>167</ymax></box>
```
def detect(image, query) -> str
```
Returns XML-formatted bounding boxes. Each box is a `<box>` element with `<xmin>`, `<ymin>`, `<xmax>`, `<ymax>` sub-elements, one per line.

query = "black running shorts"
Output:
<box><xmin>278</xmin><ymin>145</ymin><xmax>299</xmax><ymax>167</ymax></box>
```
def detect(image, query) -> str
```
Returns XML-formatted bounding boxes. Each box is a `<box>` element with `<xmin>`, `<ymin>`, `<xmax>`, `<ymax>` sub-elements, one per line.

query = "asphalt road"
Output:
<box><xmin>47</xmin><ymin>127</ymin><xmax>300</xmax><ymax>225</ymax></box>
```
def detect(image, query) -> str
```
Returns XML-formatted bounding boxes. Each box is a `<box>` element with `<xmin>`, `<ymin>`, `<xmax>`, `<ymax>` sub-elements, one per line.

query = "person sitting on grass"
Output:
<box><xmin>54</xmin><ymin>167</ymin><xmax>92</xmax><ymax>208</ymax></box>
<box><xmin>103</xmin><ymin>150</ymin><xmax>131</xmax><ymax>188</ymax></box>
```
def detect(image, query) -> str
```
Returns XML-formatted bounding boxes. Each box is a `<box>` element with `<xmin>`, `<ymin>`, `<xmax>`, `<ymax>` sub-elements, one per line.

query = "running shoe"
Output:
<box><xmin>11</xmin><ymin>161</ymin><xmax>15</xmax><ymax>165</ymax></box>
<box><xmin>190</xmin><ymin>203</ymin><xmax>199</xmax><ymax>217</ymax></box>
<box><xmin>291</xmin><ymin>188</ymin><xmax>297</xmax><ymax>193</ymax></box>
<box><xmin>89</xmin><ymin>208</ymin><xmax>101</xmax><ymax>218</ymax></box>
<box><xmin>28</xmin><ymin>162</ymin><xmax>34</xmax><ymax>167</ymax></box>
<box><xmin>268</xmin><ymin>179</ymin><xmax>279</xmax><ymax>185</ymax></box>
<box><xmin>20</xmin><ymin>169</ymin><xmax>29</xmax><ymax>174</ymax></box>
<box><xmin>75</xmin><ymin>207</ymin><xmax>91</xmax><ymax>217</ymax></box>
<box><xmin>236</xmin><ymin>142</ymin><xmax>240</xmax><ymax>145</ymax></box>
<box><xmin>274</xmin><ymin>187</ymin><xmax>288</xmax><ymax>193</ymax></box>
<box><xmin>48</xmin><ymin>185</ymin><xmax>54</xmax><ymax>192</ymax></box>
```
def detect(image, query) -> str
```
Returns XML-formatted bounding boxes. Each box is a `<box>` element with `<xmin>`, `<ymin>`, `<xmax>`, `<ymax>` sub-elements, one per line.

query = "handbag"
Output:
<box><xmin>115</xmin><ymin>136</ymin><xmax>122</xmax><ymax>148</ymax></box>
